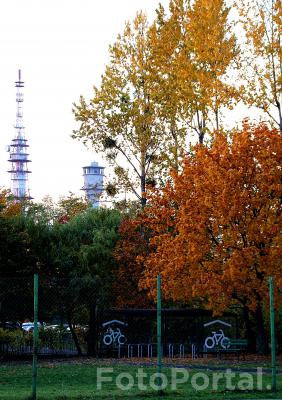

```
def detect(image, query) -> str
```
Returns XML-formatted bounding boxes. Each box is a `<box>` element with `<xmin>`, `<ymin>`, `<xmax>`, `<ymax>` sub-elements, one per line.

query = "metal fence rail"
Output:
<box><xmin>0</xmin><ymin>339</ymin><xmax>84</xmax><ymax>357</ymax></box>
<box><xmin>117</xmin><ymin>343</ymin><xmax>190</xmax><ymax>359</ymax></box>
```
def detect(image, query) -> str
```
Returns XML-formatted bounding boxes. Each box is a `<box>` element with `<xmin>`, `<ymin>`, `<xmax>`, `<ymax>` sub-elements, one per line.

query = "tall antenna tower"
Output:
<box><xmin>7</xmin><ymin>70</ymin><xmax>32</xmax><ymax>200</ymax></box>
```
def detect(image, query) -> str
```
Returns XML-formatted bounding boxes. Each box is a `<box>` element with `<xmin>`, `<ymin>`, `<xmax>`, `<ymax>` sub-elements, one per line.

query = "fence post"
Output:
<box><xmin>157</xmin><ymin>274</ymin><xmax>162</xmax><ymax>394</ymax></box>
<box><xmin>269</xmin><ymin>276</ymin><xmax>276</xmax><ymax>392</ymax></box>
<box><xmin>32</xmin><ymin>273</ymin><xmax>39</xmax><ymax>400</ymax></box>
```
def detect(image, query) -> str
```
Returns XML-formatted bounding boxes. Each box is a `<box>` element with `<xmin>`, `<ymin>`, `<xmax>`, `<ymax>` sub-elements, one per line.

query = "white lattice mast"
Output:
<box><xmin>7</xmin><ymin>70</ymin><xmax>32</xmax><ymax>200</ymax></box>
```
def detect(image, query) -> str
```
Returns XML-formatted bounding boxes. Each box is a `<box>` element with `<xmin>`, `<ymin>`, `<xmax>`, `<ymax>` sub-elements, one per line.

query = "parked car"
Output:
<box><xmin>0</xmin><ymin>321</ymin><xmax>21</xmax><ymax>330</ymax></box>
<box><xmin>21</xmin><ymin>322</ymin><xmax>43</xmax><ymax>332</ymax></box>
<box><xmin>44</xmin><ymin>324</ymin><xmax>70</xmax><ymax>331</ymax></box>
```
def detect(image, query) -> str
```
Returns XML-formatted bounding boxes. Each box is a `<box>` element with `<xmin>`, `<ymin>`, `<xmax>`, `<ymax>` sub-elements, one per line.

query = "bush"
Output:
<box><xmin>38</xmin><ymin>327</ymin><xmax>67</xmax><ymax>346</ymax></box>
<box><xmin>0</xmin><ymin>328</ymin><xmax>26</xmax><ymax>346</ymax></box>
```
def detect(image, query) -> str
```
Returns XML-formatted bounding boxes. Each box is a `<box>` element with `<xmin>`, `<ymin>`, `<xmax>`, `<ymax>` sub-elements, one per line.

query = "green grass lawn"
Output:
<box><xmin>1</xmin><ymin>360</ymin><xmax>282</xmax><ymax>400</ymax></box>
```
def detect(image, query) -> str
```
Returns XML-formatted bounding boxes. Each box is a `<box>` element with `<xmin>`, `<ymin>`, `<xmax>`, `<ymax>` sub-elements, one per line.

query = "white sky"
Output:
<box><xmin>0</xmin><ymin>0</ymin><xmax>169</xmax><ymax>201</ymax></box>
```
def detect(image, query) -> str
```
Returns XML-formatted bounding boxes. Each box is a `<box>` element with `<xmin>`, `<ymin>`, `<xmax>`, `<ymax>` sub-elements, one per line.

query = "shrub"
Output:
<box><xmin>0</xmin><ymin>328</ymin><xmax>25</xmax><ymax>346</ymax></box>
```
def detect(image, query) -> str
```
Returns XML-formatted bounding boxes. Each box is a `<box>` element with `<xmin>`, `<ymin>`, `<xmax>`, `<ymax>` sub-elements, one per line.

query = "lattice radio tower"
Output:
<box><xmin>7</xmin><ymin>70</ymin><xmax>32</xmax><ymax>200</ymax></box>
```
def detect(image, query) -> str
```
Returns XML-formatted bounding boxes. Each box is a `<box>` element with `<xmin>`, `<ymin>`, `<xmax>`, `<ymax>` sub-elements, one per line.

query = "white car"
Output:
<box><xmin>44</xmin><ymin>324</ymin><xmax>70</xmax><ymax>331</ymax></box>
<box><xmin>21</xmin><ymin>322</ymin><xmax>42</xmax><ymax>332</ymax></box>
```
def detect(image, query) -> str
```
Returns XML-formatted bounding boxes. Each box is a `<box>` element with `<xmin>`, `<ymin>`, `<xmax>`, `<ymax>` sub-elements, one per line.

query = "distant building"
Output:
<box><xmin>7</xmin><ymin>70</ymin><xmax>32</xmax><ymax>200</ymax></box>
<box><xmin>81</xmin><ymin>161</ymin><xmax>105</xmax><ymax>207</ymax></box>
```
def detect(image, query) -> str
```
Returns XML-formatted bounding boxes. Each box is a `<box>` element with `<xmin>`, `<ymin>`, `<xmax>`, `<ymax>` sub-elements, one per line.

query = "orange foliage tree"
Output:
<box><xmin>140</xmin><ymin>123</ymin><xmax>282</xmax><ymax>352</ymax></box>
<box><xmin>0</xmin><ymin>188</ymin><xmax>22</xmax><ymax>217</ymax></box>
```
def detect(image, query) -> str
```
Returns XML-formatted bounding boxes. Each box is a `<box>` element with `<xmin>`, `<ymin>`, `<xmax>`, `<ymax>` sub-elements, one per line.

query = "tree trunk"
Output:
<box><xmin>171</xmin><ymin>123</ymin><xmax>179</xmax><ymax>172</ymax></box>
<box><xmin>87</xmin><ymin>302</ymin><xmax>98</xmax><ymax>356</ymax></box>
<box><xmin>141</xmin><ymin>164</ymin><xmax>146</xmax><ymax>208</ymax></box>
<box><xmin>67</xmin><ymin>317</ymin><xmax>83</xmax><ymax>356</ymax></box>
<box><xmin>243</xmin><ymin>306</ymin><xmax>256</xmax><ymax>353</ymax></box>
<box><xmin>198</xmin><ymin>130</ymin><xmax>205</xmax><ymax>144</ymax></box>
<box><xmin>215</xmin><ymin>107</ymin><xmax>219</xmax><ymax>131</ymax></box>
<box><xmin>279</xmin><ymin>107</ymin><xmax>282</xmax><ymax>134</ymax></box>
<box><xmin>255</xmin><ymin>303</ymin><xmax>268</xmax><ymax>354</ymax></box>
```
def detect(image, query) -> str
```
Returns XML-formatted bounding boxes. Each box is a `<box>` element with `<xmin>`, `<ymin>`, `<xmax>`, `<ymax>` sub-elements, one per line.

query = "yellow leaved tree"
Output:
<box><xmin>73</xmin><ymin>12</ymin><xmax>164</xmax><ymax>207</ymax></box>
<box><xmin>158</xmin><ymin>0</ymin><xmax>241</xmax><ymax>144</ymax></box>
<box><xmin>238</xmin><ymin>0</ymin><xmax>282</xmax><ymax>132</ymax></box>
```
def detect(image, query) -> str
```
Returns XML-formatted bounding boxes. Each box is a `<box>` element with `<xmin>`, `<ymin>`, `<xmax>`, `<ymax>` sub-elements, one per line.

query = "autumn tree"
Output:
<box><xmin>73</xmin><ymin>0</ymin><xmax>242</xmax><ymax>203</ymax></box>
<box><xmin>185</xmin><ymin>0</ymin><xmax>240</xmax><ymax>141</ymax></box>
<box><xmin>73</xmin><ymin>12</ymin><xmax>165</xmax><ymax>207</ymax></box>
<box><xmin>26</xmin><ymin>193</ymin><xmax>90</xmax><ymax>224</ymax></box>
<box><xmin>57</xmin><ymin>192</ymin><xmax>90</xmax><ymax>223</ymax></box>
<box><xmin>25</xmin><ymin>195</ymin><xmax>60</xmax><ymax>224</ymax></box>
<box><xmin>238</xmin><ymin>0</ymin><xmax>282</xmax><ymax>132</ymax></box>
<box><xmin>140</xmin><ymin>123</ymin><xmax>282</xmax><ymax>352</ymax></box>
<box><xmin>0</xmin><ymin>188</ymin><xmax>22</xmax><ymax>217</ymax></box>
<box><xmin>152</xmin><ymin>0</ymin><xmax>241</xmax><ymax>145</ymax></box>
<box><xmin>147</xmin><ymin>2</ymin><xmax>189</xmax><ymax>173</ymax></box>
